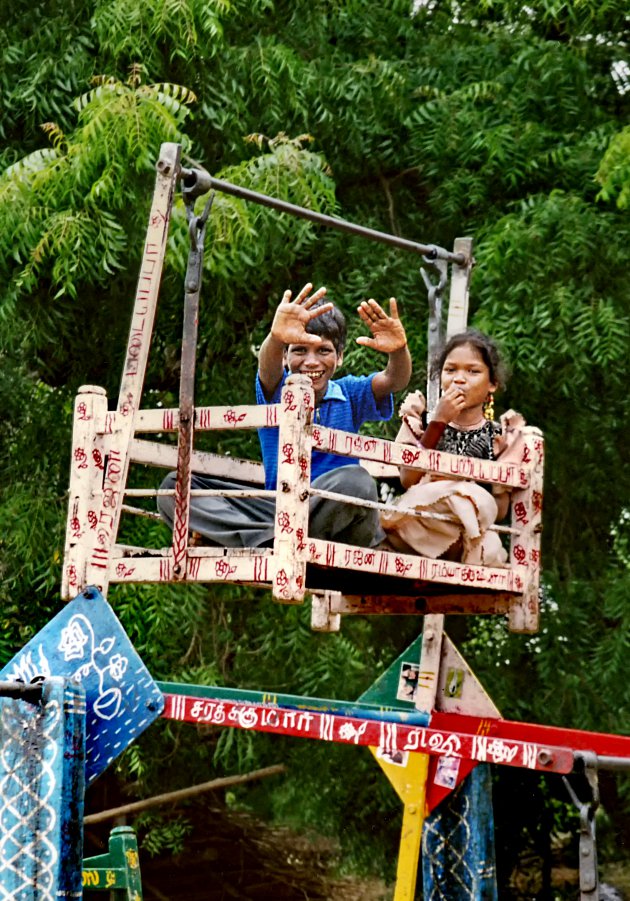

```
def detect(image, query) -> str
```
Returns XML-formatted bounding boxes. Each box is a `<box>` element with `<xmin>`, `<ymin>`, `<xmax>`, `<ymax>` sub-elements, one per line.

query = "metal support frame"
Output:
<box><xmin>82</xmin><ymin>826</ymin><xmax>144</xmax><ymax>899</ymax></box>
<box><xmin>564</xmin><ymin>753</ymin><xmax>600</xmax><ymax>900</ymax></box>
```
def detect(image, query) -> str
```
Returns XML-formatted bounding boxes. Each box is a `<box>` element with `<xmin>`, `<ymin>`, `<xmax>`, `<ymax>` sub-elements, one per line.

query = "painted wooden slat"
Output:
<box><xmin>326</xmin><ymin>592</ymin><xmax>512</xmax><ymax>616</ymax></box>
<box><xmin>307</xmin><ymin>538</ymin><xmax>525</xmax><ymax>593</ymax></box>
<box><xmin>134</xmin><ymin>403</ymin><xmax>280</xmax><ymax>433</ymax></box>
<box><xmin>312</xmin><ymin>426</ymin><xmax>530</xmax><ymax>488</ymax></box>
<box><xmin>272</xmin><ymin>376</ymin><xmax>314</xmax><ymax>603</ymax></box>
<box><xmin>130</xmin><ymin>438</ymin><xmax>265</xmax><ymax>482</ymax></box>
<box><xmin>107</xmin><ymin>542</ymin><xmax>523</xmax><ymax>596</ymax></box>
<box><xmin>62</xmin><ymin>386</ymin><xmax>109</xmax><ymax>600</ymax></box>
<box><xmin>157</xmin><ymin>680</ymin><xmax>430</xmax><ymax>725</ymax></box>
<box><xmin>508</xmin><ymin>427</ymin><xmax>544</xmax><ymax>633</ymax></box>
<box><xmin>82</xmin><ymin>827</ymin><xmax>143</xmax><ymax>899</ymax></box>
<box><xmin>62</xmin><ymin>143</ymin><xmax>181</xmax><ymax>599</ymax></box>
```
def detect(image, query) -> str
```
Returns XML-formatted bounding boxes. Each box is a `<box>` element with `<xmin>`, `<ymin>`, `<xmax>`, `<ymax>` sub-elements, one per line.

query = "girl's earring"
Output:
<box><xmin>483</xmin><ymin>393</ymin><xmax>495</xmax><ymax>421</ymax></box>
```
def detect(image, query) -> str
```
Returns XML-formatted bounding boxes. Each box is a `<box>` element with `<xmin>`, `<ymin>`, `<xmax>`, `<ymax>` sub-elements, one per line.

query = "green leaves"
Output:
<box><xmin>596</xmin><ymin>126</ymin><xmax>630</xmax><ymax>209</ymax></box>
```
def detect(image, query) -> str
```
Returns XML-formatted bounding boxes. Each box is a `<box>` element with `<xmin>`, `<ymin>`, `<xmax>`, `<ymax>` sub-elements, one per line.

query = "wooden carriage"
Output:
<box><xmin>61</xmin><ymin>142</ymin><xmax>544</xmax><ymax>635</ymax></box>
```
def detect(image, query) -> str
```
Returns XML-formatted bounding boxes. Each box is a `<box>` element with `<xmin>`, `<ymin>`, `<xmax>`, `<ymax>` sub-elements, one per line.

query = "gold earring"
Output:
<box><xmin>483</xmin><ymin>394</ymin><xmax>495</xmax><ymax>421</ymax></box>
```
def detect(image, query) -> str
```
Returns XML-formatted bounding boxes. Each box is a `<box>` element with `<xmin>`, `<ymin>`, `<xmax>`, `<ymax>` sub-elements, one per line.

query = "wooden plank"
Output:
<box><xmin>327</xmin><ymin>592</ymin><xmax>512</xmax><ymax>616</ymax></box>
<box><xmin>158</xmin><ymin>682</ymin><xmax>630</xmax><ymax>762</ymax></box>
<box><xmin>307</xmin><ymin>538</ymin><xmax>525</xmax><ymax>593</ymax></box>
<box><xmin>134</xmin><ymin>403</ymin><xmax>279</xmax><ymax>432</ymax></box>
<box><xmin>373</xmin><ymin>751</ymin><xmax>429</xmax><ymax>901</ymax></box>
<box><xmin>0</xmin><ymin>679</ymin><xmax>85</xmax><ymax>900</ymax></box>
<box><xmin>508</xmin><ymin>427</ymin><xmax>544</xmax><ymax>633</ymax></box>
<box><xmin>62</xmin><ymin>144</ymin><xmax>181</xmax><ymax>598</ymax></box>
<box><xmin>129</xmin><ymin>438</ymin><xmax>264</xmax><ymax>482</ymax></box>
<box><xmin>414</xmin><ymin>615</ymin><xmax>446</xmax><ymax>716</ymax></box>
<box><xmin>430</xmin><ymin>711</ymin><xmax>630</xmax><ymax>762</ymax></box>
<box><xmin>271</xmin><ymin>376</ymin><xmax>314</xmax><ymax>602</ymax></box>
<box><xmin>62</xmin><ymin>386</ymin><xmax>108</xmax><ymax>599</ymax></box>
<box><xmin>446</xmin><ymin>237</ymin><xmax>473</xmax><ymax>338</ymax></box>
<box><xmin>312</xmin><ymin>426</ymin><xmax>530</xmax><ymax>488</ymax></box>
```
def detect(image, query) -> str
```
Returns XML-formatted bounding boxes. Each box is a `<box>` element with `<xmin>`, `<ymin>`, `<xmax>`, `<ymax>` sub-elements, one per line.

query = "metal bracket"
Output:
<box><xmin>421</xmin><ymin>255</ymin><xmax>448</xmax><ymax>414</ymax></box>
<box><xmin>563</xmin><ymin>751</ymin><xmax>600</xmax><ymax>899</ymax></box>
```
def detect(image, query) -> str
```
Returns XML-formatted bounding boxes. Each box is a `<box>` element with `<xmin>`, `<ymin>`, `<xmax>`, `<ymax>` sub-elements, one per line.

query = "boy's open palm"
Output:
<box><xmin>356</xmin><ymin>298</ymin><xmax>407</xmax><ymax>354</ymax></box>
<box><xmin>271</xmin><ymin>283</ymin><xmax>332</xmax><ymax>345</ymax></box>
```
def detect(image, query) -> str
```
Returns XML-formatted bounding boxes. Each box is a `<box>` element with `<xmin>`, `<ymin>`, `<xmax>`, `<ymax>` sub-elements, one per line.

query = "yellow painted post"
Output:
<box><xmin>371</xmin><ymin>748</ymin><xmax>430</xmax><ymax>901</ymax></box>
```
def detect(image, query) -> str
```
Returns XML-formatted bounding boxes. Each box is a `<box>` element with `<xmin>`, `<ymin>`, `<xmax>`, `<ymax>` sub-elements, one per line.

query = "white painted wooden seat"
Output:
<box><xmin>62</xmin><ymin>375</ymin><xmax>543</xmax><ymax>633</ymax></box>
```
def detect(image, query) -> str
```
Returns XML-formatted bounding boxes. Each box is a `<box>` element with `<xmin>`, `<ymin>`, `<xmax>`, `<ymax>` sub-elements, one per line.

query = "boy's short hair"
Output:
<box><xmin>305</xmin><ymin>303</ymin><xmax>347</xmax><ymax>354</ymax></box>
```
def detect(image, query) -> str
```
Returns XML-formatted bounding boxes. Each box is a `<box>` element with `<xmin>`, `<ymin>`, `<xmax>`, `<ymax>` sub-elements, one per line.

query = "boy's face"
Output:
<box><xmin>284</xmin><ymin>339</ymin><xmax>343</xmax><ymax>403</ymax></box>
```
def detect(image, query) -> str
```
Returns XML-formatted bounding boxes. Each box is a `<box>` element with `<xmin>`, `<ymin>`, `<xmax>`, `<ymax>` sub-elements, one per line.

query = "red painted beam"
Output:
<box><xmin>430</xmin><ymin>711</ymin><xmax>630</xmax><ymax>761</ymax></box>
<box><xmin>163</xmin><ymin>693</ymin><xmax>574</xmax><ymax>774</ymax></box>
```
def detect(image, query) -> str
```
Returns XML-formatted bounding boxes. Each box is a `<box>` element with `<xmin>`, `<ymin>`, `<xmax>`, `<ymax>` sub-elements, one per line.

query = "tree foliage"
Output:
<box><xmin>1</xmin><ymin>0</ymin><xmax>629</xmax><ymax>888</ymax></box>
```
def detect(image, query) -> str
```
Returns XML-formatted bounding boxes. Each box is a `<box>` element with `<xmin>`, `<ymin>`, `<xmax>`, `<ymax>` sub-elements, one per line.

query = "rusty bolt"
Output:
<box><xmin>537</xmin><ymin>749</ymin><xmax>553</xmax><ymax>767</ymax></box>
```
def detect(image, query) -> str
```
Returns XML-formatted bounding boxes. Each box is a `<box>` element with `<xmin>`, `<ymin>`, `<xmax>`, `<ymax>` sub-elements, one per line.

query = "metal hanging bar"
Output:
<box><xmin>421</xmin><ymin>256</ymin><xmax>448</xmax><ymax>414</ymax></box>
<box><xmin>180</xmin><ymin>168</ymin><xmax>468</xmax><ymax>265</ymax></box>
<box><xmin>564</xmin><ymin>751</ymin><xmax>600</xmax><ymax>900</ymax></box>
<box><xmin>171</xmin><ymin>185</ymin><xmax>215</xmax><ymax>580</ymax></box>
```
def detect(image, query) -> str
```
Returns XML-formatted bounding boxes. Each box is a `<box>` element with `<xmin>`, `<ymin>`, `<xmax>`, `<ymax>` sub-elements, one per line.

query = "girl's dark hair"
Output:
<box><xmin>305</xmin><ymin>303</ymin><xmax>347</xmax><ymax>354</ymax></box>
<box><xmin>430</xmin><ymin>329</ymin><xmax>508</xmax><ymax>388</ymax></box>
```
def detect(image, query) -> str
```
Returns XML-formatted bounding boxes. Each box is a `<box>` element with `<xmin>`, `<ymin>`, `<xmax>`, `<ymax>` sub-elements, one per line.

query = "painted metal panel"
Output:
<box><xmin>0</xmin><ymin>588</ymin><xmax>163</xmax><ymax>784</ymax></box>
<box><xmin>0</xmin><ymin>678</ymin><xmax>85</xmax><ymax>900</ymax></box>
<box><xmin>423</xmin><ymin>765</ymin><xmax>498</xmax><ymax>901</ymax></box>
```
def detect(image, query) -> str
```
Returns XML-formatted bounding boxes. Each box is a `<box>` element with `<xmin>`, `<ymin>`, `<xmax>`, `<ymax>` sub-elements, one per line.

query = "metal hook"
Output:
<box><xmin>186</xmin><ymin>191</ymin><xmax>215</xmax><ymax>254</ymax></box>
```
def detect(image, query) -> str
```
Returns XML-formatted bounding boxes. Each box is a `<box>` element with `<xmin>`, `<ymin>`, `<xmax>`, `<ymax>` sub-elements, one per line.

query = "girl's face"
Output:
<box><xmin>441</xmin><ymin>343</ymin><xmax>496</xmax><ymax>410</ymax></box>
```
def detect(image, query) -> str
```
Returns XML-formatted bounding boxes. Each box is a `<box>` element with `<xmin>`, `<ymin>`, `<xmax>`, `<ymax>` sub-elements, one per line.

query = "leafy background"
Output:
<box><xmin>1</xmin><ymin>0</ymin><xmax>629</xmax><ymax>895</ymax></box>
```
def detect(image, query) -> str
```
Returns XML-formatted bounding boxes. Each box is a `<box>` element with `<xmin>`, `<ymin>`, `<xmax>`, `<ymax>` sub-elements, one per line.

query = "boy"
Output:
<box><xmin>158</xmin><ymin>282</ymin><xmax>411</xmax><ymax>548</ymax></box>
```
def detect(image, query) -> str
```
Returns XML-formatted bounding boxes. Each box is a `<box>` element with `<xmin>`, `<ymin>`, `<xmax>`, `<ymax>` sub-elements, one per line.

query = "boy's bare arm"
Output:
<box><xmin>258</xmin><ymin>283</ymin><xmax>331</xmax><ymax>398</ymax></box>
<box><xmin>356</xmin><ymin>298</ymin><xmax>411</xmax><ymax>401</ymax></box>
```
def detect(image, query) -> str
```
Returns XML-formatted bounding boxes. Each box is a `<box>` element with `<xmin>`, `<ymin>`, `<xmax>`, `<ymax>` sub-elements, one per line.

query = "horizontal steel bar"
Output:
<box><xmin>182</xmin><ymin>170</ymin><xmax>467</xmax><ymax>264</ymax></box>
<box><xmin>594</xmin><ymin>756</ymin><xmax>630</xmax><ymax>772</ymax></box>
<box><xmin>0</xmin><ymin>681</ymin><xmax>43</xmax><ymax>703</ymax></box>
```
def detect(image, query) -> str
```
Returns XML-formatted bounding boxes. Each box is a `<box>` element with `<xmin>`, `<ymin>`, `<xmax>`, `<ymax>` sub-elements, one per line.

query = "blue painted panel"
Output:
<box><xmin>0</xmin><ymin>587</ymin><xmax>164</xmax><ymax>784</ymax></box>
<box><xmin>0</xmin><ymin>678</ymin><xmax>85</xmax><ymax>900</ymax></box>
<box><xmin>422</xmin><ymin>765</ymin><xmax>498</xmax><ymax>901</ymax></box>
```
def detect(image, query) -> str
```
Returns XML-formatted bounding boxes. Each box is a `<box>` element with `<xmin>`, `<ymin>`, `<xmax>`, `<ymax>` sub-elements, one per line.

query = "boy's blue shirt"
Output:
<box><xmin>255</xmin><ymin>370</ymin><xmax>393</xmax><ymax>490</ymax></box>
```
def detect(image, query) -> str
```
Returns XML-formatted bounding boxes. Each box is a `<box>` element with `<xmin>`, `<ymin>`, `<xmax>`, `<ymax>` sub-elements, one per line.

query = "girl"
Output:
<box><xmin>381</xmin><ymin>329</ymin><xmax>525</xmax><ymax>565</ymax></box>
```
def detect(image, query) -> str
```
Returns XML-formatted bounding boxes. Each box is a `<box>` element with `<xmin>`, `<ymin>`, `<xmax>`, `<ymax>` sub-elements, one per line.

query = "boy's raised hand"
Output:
<box><xmin>270</xmin><ymin>283</ymin><xmax>332</xmax><ymax>346</ymax></box>
<box><xmin>356</xmin><ymin>298</ymin><xmax>407</xmax><ymax>354</ymax></box>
